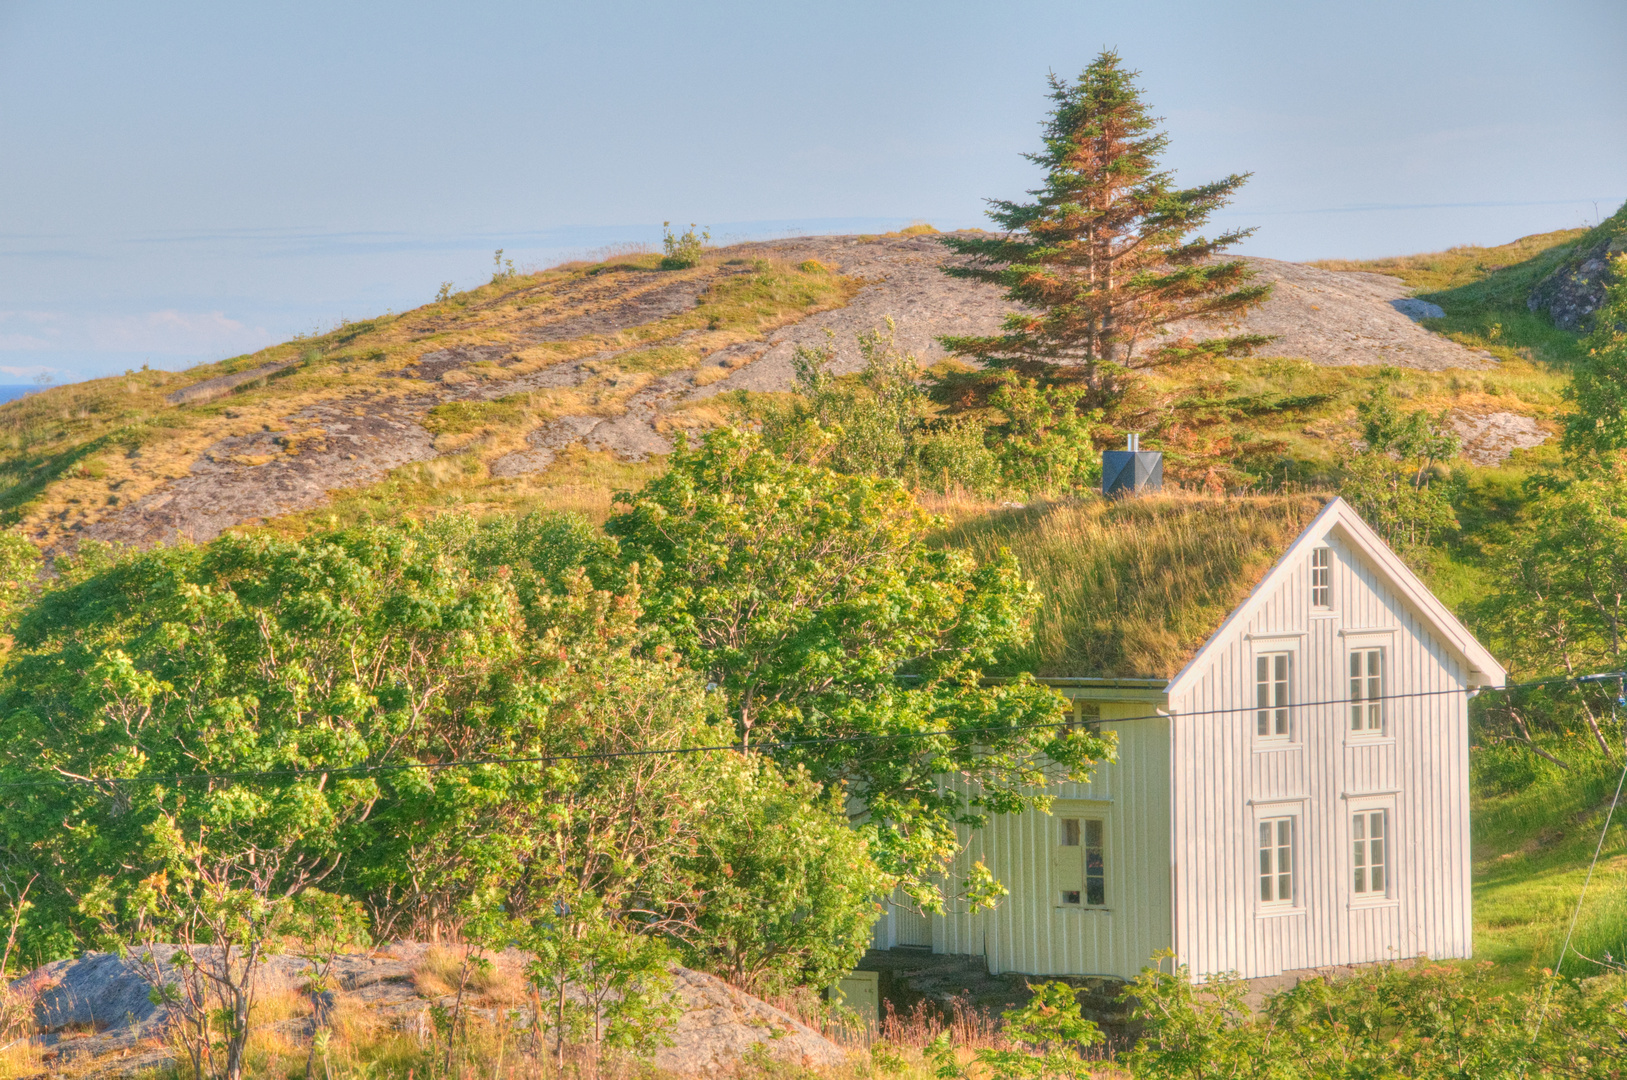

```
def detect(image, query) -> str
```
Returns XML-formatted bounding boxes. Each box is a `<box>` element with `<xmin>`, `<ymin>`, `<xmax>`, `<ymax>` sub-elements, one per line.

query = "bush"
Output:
<box><xmin>1120</xmin><ymin>953</ymin><xmax>1627</xmax><ymax>1078</ymax></box>
<box><xmin>661</xmin><ymin>222</ymin><xmax>709</xmax><ymax>269</ymax></box>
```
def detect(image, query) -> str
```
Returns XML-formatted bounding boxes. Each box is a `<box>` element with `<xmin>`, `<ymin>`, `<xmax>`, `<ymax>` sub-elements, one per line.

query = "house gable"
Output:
<box><xmin>1165</xmin><ymin>497</ymin><xmax>1505</xmax><ymax>701</ymax></box>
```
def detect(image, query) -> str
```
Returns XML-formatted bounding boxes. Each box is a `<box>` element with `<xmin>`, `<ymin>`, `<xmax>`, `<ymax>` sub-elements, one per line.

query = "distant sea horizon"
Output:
<box><xmin>0</xmin><ymin>386</ymin><xmax>41</xmax><ymax>405</ymax></box>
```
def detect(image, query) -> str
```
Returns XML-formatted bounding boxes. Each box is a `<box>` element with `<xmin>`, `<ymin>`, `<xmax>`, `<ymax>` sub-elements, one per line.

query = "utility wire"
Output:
<box><xmin>0</xmin><ymin>670</ymin><xmax>1616</xmax><ymax>793</ymax></box>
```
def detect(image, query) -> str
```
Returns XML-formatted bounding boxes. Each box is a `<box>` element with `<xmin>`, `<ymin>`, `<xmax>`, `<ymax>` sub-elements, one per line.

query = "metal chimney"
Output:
<box><xmin>1102</xmin><ymin>433</ymin><xmax>1162</xmax><ymax>497</ymax></box>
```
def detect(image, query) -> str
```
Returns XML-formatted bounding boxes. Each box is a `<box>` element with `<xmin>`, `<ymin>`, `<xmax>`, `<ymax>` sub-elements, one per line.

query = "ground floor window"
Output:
<box><xmin>1058</xmin><ymin>816</ymin><xmax>1106</xmax><ymax>906</ymax></box>
<box><xmin>1353</xmin><ymin>810</ymin><xmax>1388</xmax><ymax>895</ymax></box>
<box><xmin>1258</xmin><ymin>816</ymin><xmax>1295</xmax><ymax>904</ymax></box>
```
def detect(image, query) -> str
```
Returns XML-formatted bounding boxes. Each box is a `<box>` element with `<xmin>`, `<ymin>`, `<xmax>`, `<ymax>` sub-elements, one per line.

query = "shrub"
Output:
<box><xmin>660</xmin><ymin>222</ymin><xmax>709</xmax><ymax>269</ymax></box>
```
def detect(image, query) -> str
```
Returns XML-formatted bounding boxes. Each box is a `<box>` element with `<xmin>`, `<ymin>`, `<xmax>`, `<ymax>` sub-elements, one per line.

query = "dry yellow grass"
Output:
<box><xmin>0</xmin><ymin>253</ymin><xmax>859</xmax><ymax>551</ymax></box>
<box><xmin>941</xmin><ymin>493</ymin><xmax>1329</xmax><ymax>678</ymax></box>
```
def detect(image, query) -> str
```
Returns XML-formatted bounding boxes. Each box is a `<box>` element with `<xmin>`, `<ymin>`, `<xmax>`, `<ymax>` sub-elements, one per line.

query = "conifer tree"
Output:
<box><xmin>940</xmin><ymin>51</ymin><xmax>1271</xmax><ymax>406</ymax></box>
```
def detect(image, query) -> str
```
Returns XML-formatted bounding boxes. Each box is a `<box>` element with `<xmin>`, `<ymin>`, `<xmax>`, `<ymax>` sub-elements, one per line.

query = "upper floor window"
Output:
<box><xmin>1352</xmin><ymin>810</ymin><xmax>1388</xmax><ymax>895</ymax></box>
<box><xmin>1350</xmin><ymin>648</ymin><xmax>1384</xmax><ymax>732</ymax></box>
<box><xmin>1311</xmin><ymin>547</ymin><xmax>1332</xmax><ymax>607</ymax></box>
<box><xmin>1057</xmin><ymin>816</ymin><xmax>1106</xmax><ymax>906</ymax></box>
<box><xmin>1256</xmin><ymin>653</ymin><xmax>1291</xmax><ymax>738</ymax></box>
<box><xmin>1258</xmin><ymin>816</ymin><xmax>1296</xmax><ymax>904</ymax></box>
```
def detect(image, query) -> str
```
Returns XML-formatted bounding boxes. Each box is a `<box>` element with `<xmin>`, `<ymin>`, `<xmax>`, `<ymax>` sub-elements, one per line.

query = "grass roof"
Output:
<box><xmin>940</xmin><ymin>493</ymin><xmax>1329</xmax><ymax>680</ymax></box>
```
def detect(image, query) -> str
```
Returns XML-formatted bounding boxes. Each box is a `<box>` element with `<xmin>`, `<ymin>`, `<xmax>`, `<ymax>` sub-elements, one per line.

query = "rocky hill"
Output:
<box><xmin>0</xmin><ymin>230</ymin><xmax>1561</xmax><ymax>552</ymax></box>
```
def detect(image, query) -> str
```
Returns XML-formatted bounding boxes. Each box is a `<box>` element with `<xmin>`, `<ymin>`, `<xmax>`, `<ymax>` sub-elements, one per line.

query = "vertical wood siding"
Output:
<box><xmin>1169</xmin><ymin>533</ymin><xmax>1473</xmax><ymax>980</ymax></box>
<box><xmin>909</xmin><ymin>704</ymin><xmax>1173</xmax><ymax>980</ymax></box>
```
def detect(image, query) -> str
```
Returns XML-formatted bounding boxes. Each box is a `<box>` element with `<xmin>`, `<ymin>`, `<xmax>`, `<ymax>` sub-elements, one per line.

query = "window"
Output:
<box><xmin>1311</xmin><ymin>547</ymin><xmax>1332</xmax><ymax>607</ymax></box>
<box><xmin>1350</xmin><ymin>648</ymin><xmax>1384</xmax><ymax>731</ymax></box>
<box><xmin>1256</xmin><ymin>653</ymin><xmax>1291</xmax><ymax>737</ymax></box>
<box><xmin>1057</xmin><ymin>816</ymin><xmax>1106</xmax><ymax>906</ymax></box>
<box><xmin>1258</xmin><ymin>817</ymin><xmax>1295</xmax><ymax>904</ymax></box>
<box><xmin>1068</xmin><ymin>700</ymin><xmax>1101</xmax><ymax>731</ymax></box>
<box><xmin>1353</xmin><ymin>811</ymin><xmax>1387</xmax><ymax>895</ymax></box>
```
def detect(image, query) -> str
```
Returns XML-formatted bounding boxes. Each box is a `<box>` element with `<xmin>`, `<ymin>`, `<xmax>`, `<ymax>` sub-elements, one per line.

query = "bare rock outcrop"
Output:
<box><xmin>1528</xmin><ymin>229</ymin><xmax>1626</xmax><ymax>331</ymax></box>
<box><xmin>1160</xmin><ymin>258</ymin><xmax>1494</xmax><ymax>370</ymax></box>
<box><xmin>71</xmin><ymin>235</ymin><xmax>1507</xmax><ymax>547</ymax></box>
<box><xmin>10</xmin><ymin>947</ymin><xmax>846</xmax><ymax>1078</ymax></box>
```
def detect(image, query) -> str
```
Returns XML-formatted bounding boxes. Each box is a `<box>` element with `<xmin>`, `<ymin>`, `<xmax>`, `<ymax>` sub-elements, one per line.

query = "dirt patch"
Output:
<box><xmin>165</xmin><ymin>360</ymin><xmax>298</xmax><ymax>405</ymax></box>
<box><xmin>692</xmin><ymin>234</ymin><xmax>1014</xmax><ymax>396</ymax></box>
<box><xmin>59</xmin><ymin>235</ymin><xmax>1514</xmax><ymax>549</ymax></box>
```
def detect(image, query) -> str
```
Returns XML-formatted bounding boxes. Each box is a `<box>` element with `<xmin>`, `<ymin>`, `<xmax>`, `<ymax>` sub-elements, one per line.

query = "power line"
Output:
<box><xmin>0</xmin><ymin>670</ymin><xmax>1615</xmax><ymax>794</ymax></box>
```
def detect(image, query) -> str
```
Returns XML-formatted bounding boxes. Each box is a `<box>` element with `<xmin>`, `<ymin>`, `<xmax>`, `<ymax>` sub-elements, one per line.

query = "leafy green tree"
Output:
<box><xmin>1563</xmin><ymin>255</ymin><xmax>1627</xmax><ymax>461</ymax></box>
<box><xmin>606</xmin><ymin>428</ymin><xmax>1114</xmax><ymax>904</ymax></box>
<box><xmin>940</xmin><ymin>50</ymin><xmax>1269</xmax><ymax>407</ymax></box>
<box><xmin>0</xmin><ymin>516</ymin><xmax>880</xmax><ymax>1009</ymax></box>
<box><xmin>1483</xmin><ymin>468</ymin><xmax>1627</xmax><ymax>758</ymax></box>
<box><xmin>683</xmin><ymin>757</ymin><xmax>882</xmax><ymax>994</ymax></box>
<box><xmin>1338</xmin><ymin>375</ymin><xmax>1460</xmax><ymax>553</ymax></box>
<box><xmin>0</xmin><ymin>524</ymin><xmax>523</xmax><ymax>955</ymax></box>
<box><xmin>988</xmin><ymin>377</ymin><xmax>1102</xmax><ymax>495</ymax></box>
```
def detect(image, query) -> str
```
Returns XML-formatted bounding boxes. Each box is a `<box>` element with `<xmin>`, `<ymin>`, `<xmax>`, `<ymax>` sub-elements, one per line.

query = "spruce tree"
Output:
<box><xmin>940</xmin><ymin>51</ymin><xmax>1270</xmax><ymax>406</ymax></box>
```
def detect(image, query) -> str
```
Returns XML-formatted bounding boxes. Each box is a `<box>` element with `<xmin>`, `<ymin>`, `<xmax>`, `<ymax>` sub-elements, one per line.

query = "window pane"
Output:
<box><xmin>1259</xmin><ymin>823</ymin><xmax>1274</xmax><ymax>900</ymax></box>
<box><xmin>1084</xmin><ymin>819</ymin><xmax>1103</xmax><ymax>847</ymax></box>
<box><xmin>1062</xmin><ymin>819</ymin><xmax>1080</xmax><ymax>846</ymax></box>
<box><xmin>1276</xmin><ymin>820</ymin><xmax>1293</xmax><ymax>902</ymax></box>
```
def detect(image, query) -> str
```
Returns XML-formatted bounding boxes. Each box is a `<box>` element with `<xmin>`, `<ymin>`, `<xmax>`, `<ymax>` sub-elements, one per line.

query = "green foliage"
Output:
<box><xmin>1562</xmin><ymin>256</ymin><xmax>1627</xmax><ymax>460</ymax></box>
<box><xmin>518</xmin><ymin>895</ymin><xmax>679</xmax><ymax>1064</ymax></box>
<box><xmin>759</xmin><ymin>325</ymin><xmax>1001</xmax><ymax>495</ymax></box>
<box><xmin>490</xmin><ymin>249</ymin><xmax>516</xmax><ymax>285</ymax></box>
<box><xmin>682</xmin><ymin>758</ymin><xmax>882</xmax><ymax>995</ymax></box>
<box><xmin>974</xmin><ymin>981</ymin><xmax>1101</xmax><ymax>1080</ymax></box>
<box><xmin>606</xmin><ymin>428</ymin><xmax>1114</xmax><ymax>901</ymax></box>
<box><xmin>987</xmin><ymin>377</ymin><xmax>1101</xmax><ymax>496</ymax></box>
<box><xmin>661</xmin><ymin>222</ymin><xmax>709</xmax><ymax>270</ymax></box>
<box><xmin>940</xmin><ymin>50</ymin><xmax>1268</xmax><ymax>405</ymax></box>
<box><xmin>1122</xmin><ymin>953</ymin><xmax>1627</xmax><ymax>1079</ymax></box>
<box><xmin>0</xmin><ymin>523</ymin><xmax>522</xmax><ymax>953</ymax></box>
<box><xmin>757</xmin><ymin>328</ymin><xmax>1106</xmax><ymax>498</ymax></box>
<box><xmin>0</xmin><ymin>513</ymin><xmax>881</xmax><ymax>1008</ymax></box>
<box><xmin>1337</xmin><ymin>375</ymin><xmax>1460</xmax><ymax>553</ymax></box>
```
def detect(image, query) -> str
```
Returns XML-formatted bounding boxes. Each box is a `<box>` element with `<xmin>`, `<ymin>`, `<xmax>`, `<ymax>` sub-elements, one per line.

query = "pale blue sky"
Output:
<box><xmin>1</xmin><ymin>0</ymin><xmax>1622</xmax><ymax>381</ymax></box>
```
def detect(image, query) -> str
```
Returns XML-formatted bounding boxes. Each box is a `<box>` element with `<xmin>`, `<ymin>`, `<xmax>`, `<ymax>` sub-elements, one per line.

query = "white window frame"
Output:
<box><xmin>1254</xmin><ymin>651</ymin><xmax>1293</xmax><ymax>742</ymax></box>
<box><xmin>1055</xmin><ymin>809</ymin><xmax>1109</xmax><ymax>909</ymax></box>
<box><xmin>1257</xmin><ymin>814</ymin><xmax>1297</xmax><ymax>907</ymax></box>
<box><xmin>1351</xmin><ymin>808</ymin><xmax>1389</xmax><ymax>899</ymax></box>
<box><xmin>1348</xmin><ymin>646</ymin><xmax>1385</xmax><ymax>735</ymax></box>
<box><xmin>1311</xmin><ymin>546</ymin><xmax>1333</xmax><ymax>608</ymax></box>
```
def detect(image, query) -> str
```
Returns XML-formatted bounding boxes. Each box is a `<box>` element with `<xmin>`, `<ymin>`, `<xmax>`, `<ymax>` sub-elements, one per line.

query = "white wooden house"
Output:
<box><xmin>874</xmin><ymin>495</ymin><xmax>1504</xmax><ymax>982</ymax></box>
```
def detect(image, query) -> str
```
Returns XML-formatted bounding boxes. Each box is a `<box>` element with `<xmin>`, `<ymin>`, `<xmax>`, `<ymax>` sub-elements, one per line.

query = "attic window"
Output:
<box><xmin>1311</xmin><ymin>547</ymin><xmax>1332</xmax><ymax>607</ymax></box>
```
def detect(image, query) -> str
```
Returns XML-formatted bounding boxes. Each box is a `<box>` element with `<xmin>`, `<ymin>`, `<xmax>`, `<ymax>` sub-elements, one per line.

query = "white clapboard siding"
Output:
<box><xmin>923</xmin><ymin>701</ymin><xmax>1173</xmax><ymax>980</ymax></box>
<box><xmin>1167</xmin><ymin>521</ymin><xmax>1478</xmax><ymax>980</ymax></box>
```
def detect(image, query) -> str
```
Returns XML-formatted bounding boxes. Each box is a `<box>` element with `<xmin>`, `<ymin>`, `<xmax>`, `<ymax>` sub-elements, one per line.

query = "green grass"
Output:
<box><xmin>1471</xmin><ymin>745</ymin><xmax>1627</xmax><ymax>982</ymax></box>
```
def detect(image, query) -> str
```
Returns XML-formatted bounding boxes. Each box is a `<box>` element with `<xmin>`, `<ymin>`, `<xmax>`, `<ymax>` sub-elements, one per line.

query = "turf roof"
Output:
<box><xmin>941</xmin><ymin>493</ymin><xmax>1330</xmax><ymax>680</ymax></box>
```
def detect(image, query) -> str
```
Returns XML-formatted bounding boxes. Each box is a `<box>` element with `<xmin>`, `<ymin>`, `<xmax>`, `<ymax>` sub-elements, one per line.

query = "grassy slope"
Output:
<box><xmin>0</xmin><ymin>252</ymin><xmax>857</xmax><ymax>548</ymax></box>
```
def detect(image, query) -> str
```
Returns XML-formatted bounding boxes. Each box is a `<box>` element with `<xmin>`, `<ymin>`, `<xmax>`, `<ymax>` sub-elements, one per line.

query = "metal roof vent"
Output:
<box><xmin>1102</xmin><ymin>433</ymin><xmax>1162</xmax><ymax>498</ymax></box>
